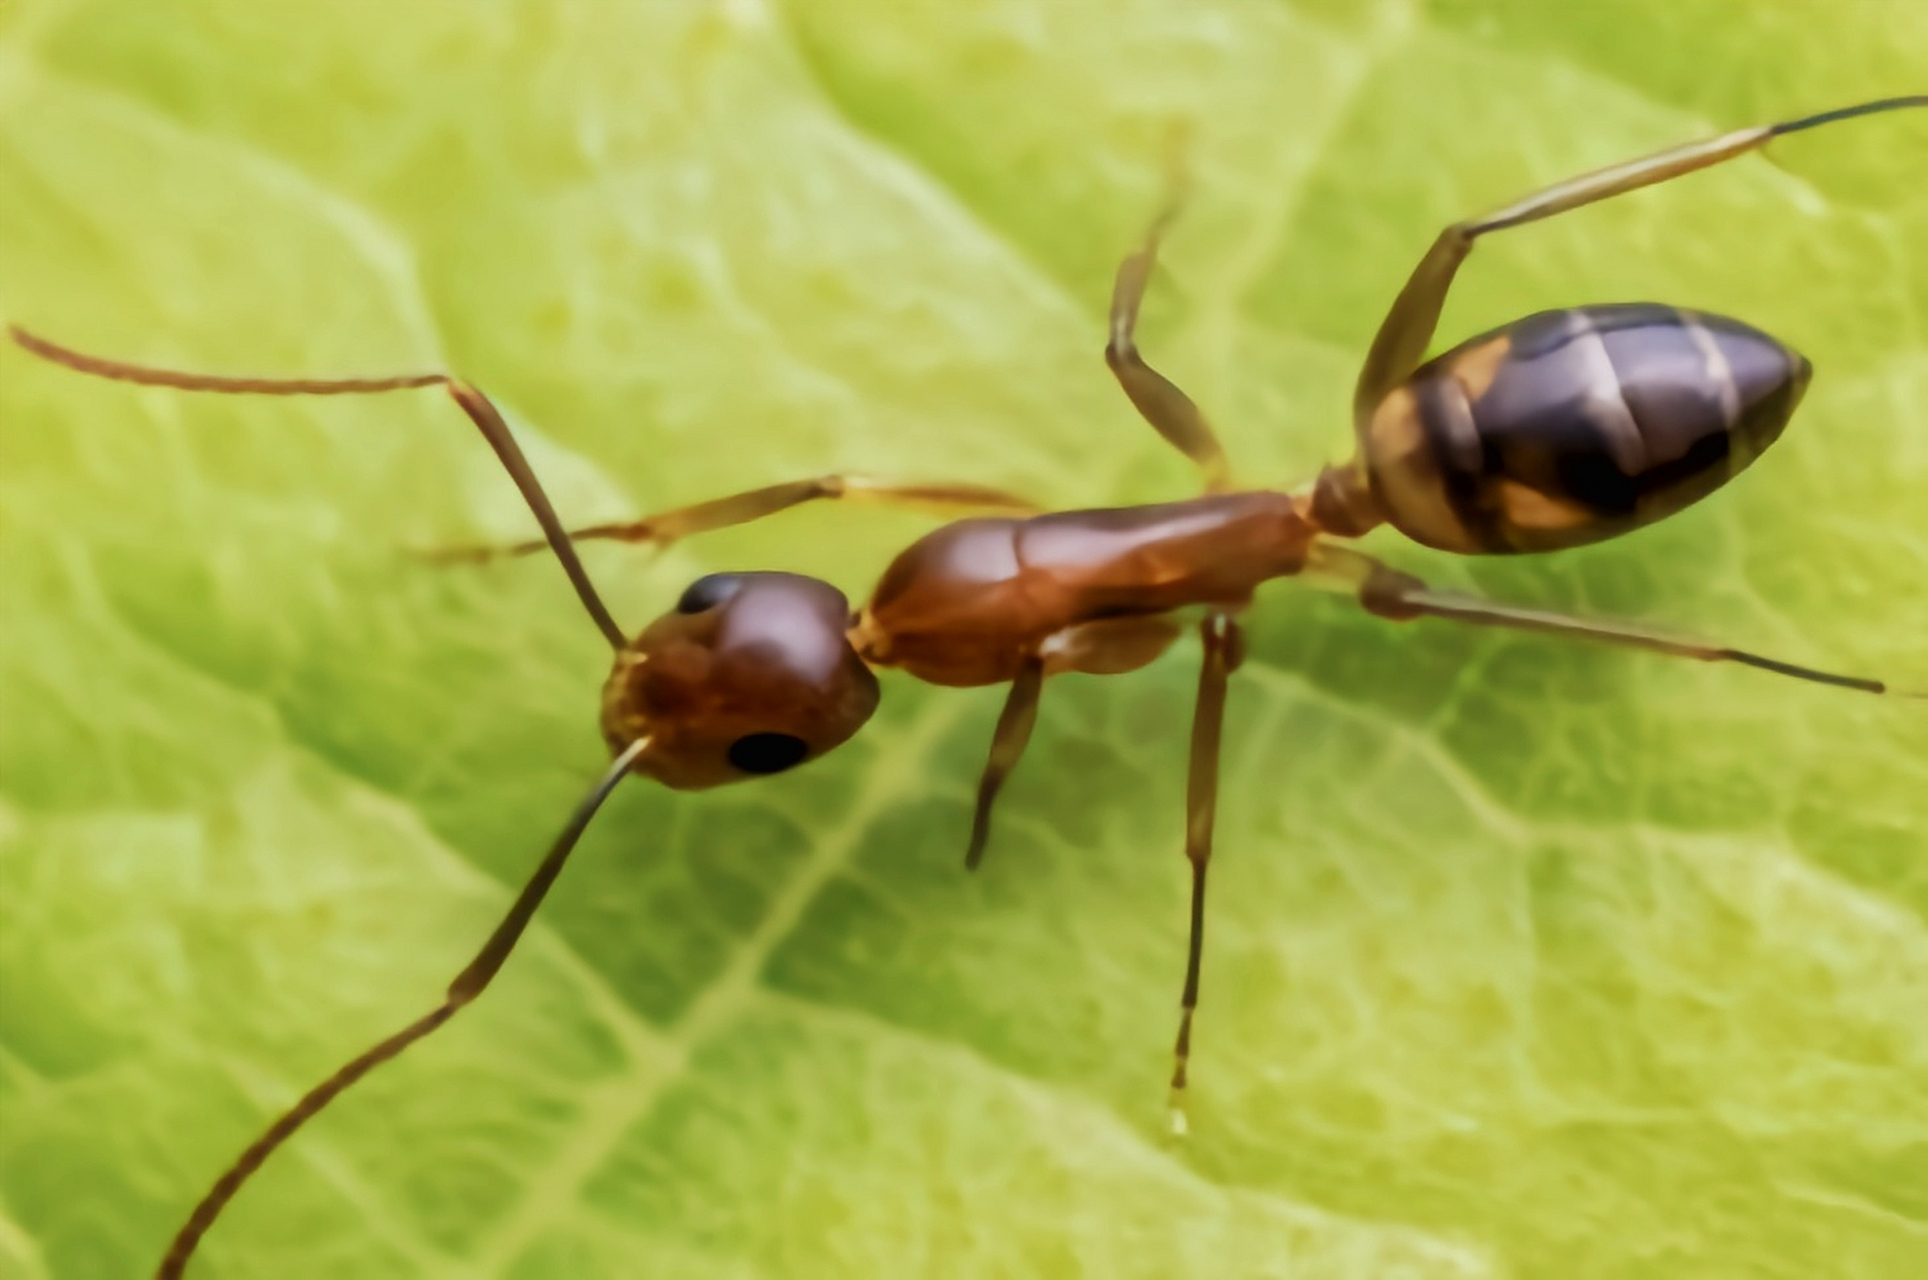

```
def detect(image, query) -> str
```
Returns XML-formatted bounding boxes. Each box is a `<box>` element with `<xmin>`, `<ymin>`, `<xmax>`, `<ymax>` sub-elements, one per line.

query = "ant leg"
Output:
<box><xmin>430</xmin><ymin>475</ymin><xmax>1041</xmax><ymax>561</ymax></box>
<box><xmin>1170</xmin><ymin>610</ymin><xmax>1242</xmax><ymax>1135</ymax></box>
<box><xmin>8</xmin><ymin>325</ymin><xmax>626</xmax><ymax>650</ymax></box>
<box><xmin>1307</xmin><ymin>543</ymin><xmax>1910</xmax><ymax>697</ymax></box>
<box><xmin>1352</xmin><ymin>96</ymin><xmax>1928</xmax><ymax>422</ymax></box>
<box><xmin>154</xmin><ymin>738</ymin><xmax>648</xmax><ymax>1280</ymax></box>
<box><xmin>1106</xmin><ymin>201</ymin><xmax>1234</xmax><ymax>493</ymax></box>
<box><xmin>964</xmin><ymin>654</ymin><xmax>1046</xmax><ymax>871</ymax></box>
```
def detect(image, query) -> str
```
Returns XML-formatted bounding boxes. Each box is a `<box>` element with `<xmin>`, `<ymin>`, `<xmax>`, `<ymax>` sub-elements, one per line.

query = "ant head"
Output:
<box><xmin>601</xmin><ymin>571</ymin><xmax>879</xmax><ymax>789</ymax></box>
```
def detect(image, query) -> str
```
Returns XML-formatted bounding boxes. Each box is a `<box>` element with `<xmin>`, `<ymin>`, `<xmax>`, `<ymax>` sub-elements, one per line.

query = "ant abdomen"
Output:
<box><xmin>1363</xmin><ymin>303</ymin><xmax>1811</xmax><ymax>554</ymax></box>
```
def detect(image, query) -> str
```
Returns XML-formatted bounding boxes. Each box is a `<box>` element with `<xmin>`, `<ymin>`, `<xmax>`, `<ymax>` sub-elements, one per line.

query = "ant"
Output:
<box><xmin>11</xmin><ymin>94</ymin><xmax>1924</xmax><ymax>1278</ymax></box>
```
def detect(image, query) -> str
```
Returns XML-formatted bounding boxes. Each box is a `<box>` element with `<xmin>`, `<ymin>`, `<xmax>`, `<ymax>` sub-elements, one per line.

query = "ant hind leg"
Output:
<box><xmin>1350</xmin><ymin>96</ymin><xmax>1928</xmax><ymax>424</ymax></box>
<box><xmin>1169</xmin><ymin>610</ymin><xmax>1241</xmax><ymax>1134</ymax></box>
<box><xmin>1308</xmin><ymin>542</ymin><xmax>1913</xmax><ymax>697</ymax></box>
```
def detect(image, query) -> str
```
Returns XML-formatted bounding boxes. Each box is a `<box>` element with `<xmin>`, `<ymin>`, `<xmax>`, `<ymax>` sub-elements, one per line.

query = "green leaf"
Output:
<box><xmin>2</xmin><ymin>2</ymin><xmax>1924</xmax><ymax>1277</ymax></box>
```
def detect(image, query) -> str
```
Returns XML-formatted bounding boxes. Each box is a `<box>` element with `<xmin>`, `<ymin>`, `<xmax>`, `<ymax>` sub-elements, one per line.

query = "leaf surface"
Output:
<box><xmin>1</xmin><ymin>2</ymin><xmax>1924</xmax><ymax>1277</ymax></box>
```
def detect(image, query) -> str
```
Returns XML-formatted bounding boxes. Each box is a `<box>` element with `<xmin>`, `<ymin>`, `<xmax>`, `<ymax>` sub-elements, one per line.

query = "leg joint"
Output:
<box><xmin>1359</xmin><ymin>564</ymin><xmax>1427</xmax><ymax>620</ymax></box>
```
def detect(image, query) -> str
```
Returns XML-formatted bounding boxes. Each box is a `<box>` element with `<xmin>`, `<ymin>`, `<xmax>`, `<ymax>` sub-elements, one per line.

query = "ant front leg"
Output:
<box><xmin>432</xmin><ymin>475</ymin><xmax>1041</xmax><ymax>562</ymax></box>
<box><xmin>1170</xmin><ymin>609</ymin><xmax>1242</xmax><ymax>1134</ymax></box>
<box><xmin>962</xmin><ymin>616</ymin><xmax>1191</xmax><ymax>868</ymax></box>
<box><xmin>964</xmin><ymin>654</ymin><xmax>1046</xmax><ymax>871</ymax></box>
<box><xmin>1307</xmin><ymin>543</ymin><xmax>1909</xmax><ymax>697</ymax></box>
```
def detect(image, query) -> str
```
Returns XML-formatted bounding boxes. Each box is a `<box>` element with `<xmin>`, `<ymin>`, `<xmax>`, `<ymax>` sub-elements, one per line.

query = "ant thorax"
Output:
<box><xmin>854</xmin><ymin>492</ymin><xmax>1313</xmax><ymax>687</ymax></box>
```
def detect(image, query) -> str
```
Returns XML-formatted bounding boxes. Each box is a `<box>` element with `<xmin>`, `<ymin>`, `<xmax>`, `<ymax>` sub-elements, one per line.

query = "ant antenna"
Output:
<box><xmin>154</xmin><ymin>736</ymin><xmax>648</xmax><ymax>1279</ymax></box>
<box><xmin>7</xmin><ymin>325</ymin><xmax>627</xmax><ymax>650</ymax></box>
<box><xmin>1769</xmin><ymin>94</ymin><xmax>1928</xmax><ymax>136</ymax></box>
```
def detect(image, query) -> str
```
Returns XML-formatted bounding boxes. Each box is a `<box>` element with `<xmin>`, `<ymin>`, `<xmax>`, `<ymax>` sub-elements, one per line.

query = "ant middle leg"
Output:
<box><xmin>1106</xmin><ymin>198</ymin><xmax>1234</xmax><ymax>493</ymax></box>
<box><xmin>1307</xmin><ymin>542</ymin><xmax>1909</xmax><ymax>697</ymax></box>
<box><xmin>433</xmin><ymin>475</ymin><xmax>1042</xmax><ymax>562</ymax></box>
<box><xmin>1170</xmin><ymin>609</ymin><xmax>1243</xmax><ymax>1134</ymax></box>
<box><xmin>1351</xmin><ymin>95</ymin><xmax>1928</xmax><ymax>422</ymax></box>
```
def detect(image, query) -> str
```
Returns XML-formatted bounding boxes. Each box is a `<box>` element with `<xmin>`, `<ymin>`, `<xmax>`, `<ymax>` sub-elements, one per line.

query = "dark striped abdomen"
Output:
<box><xmin>1362</xmin><ymin>304</ymin><xmax>1810</xmax><ymax>554</ymax></box>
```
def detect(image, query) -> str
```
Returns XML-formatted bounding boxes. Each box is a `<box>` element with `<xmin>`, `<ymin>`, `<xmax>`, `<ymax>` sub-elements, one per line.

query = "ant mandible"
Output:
<box><xmin>11</xmin><ymin>93</ymin><xmax>1925</xmax><ymax>1279</ymax></box>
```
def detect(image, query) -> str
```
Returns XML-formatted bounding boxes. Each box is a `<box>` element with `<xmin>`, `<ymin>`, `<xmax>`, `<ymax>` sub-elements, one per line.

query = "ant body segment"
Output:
<box><xmin>10</xmin><ymin>94</ymin><xmax>1924</xmax><ymax>1278</ymax></box>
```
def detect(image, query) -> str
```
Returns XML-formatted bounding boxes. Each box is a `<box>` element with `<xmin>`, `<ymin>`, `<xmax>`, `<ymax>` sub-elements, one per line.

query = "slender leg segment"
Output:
<box><xmin>1106</xmin><ymin>205</ymin><xmax>1234</xmax><ymax>492</ymax></box>
<box><xmin>1308</xmin><ymin>543</ymin><xmax>1910</xmax><ymax>696</ymax></box>
<box><xmin>1352</xmin><ymin>95</ymin><xmax>1928</xmax><ymax>420</ymax></box>
<box><xmin>430</xmin><ymin>474</ymin><xmax>1042</xmax><ymax>561</ymax></box>
<box><xmin>965</xmin><ymin>654</ymin><xmax>1047</xmax><ymax>871</ymax></box>
<box><xmin>8</xmin><ymin>325</ymin><xmax>627</xmax><ymax>650</ymax></box>
<box><xmin>1170</xmin><ymin>610</ymin><xmax>1243</xmax><ymax>1135</ymax></box>
<box><xmin>154</xmin><ymin>738</ymin><xmax>648</xmax><ymax>1280</ymax></box>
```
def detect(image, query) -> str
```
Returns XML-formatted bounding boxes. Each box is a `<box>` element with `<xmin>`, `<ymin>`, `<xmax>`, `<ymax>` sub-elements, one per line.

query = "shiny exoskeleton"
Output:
<box><xmin>1359</xmin><ymin>303</ymin><xmax>1810</xmax><ymax>554</ymax></box>
<box><xmin>854</xmin><ymin>493</ymin><xmax>1304</xmax><ymax>685</ymax></box>
<box><xmin>11</xmin><ymin>93</ymin><xmax>1921</xmax><ymax>1280</ymax></box>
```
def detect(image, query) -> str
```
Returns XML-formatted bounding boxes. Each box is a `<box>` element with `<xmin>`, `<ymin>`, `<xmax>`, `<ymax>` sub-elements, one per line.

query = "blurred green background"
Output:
<box><xmin>1</xmin><ymin>2</ymin><xmax>1924</xmax><ymax>1277</ymax></box>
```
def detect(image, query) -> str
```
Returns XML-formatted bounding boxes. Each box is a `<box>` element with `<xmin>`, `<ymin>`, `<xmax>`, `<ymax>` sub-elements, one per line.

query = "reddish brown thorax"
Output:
<box><xmin>851</xmin><ymin>491</ymin><xmax>1317</xmax><ymax>687</ymax></box>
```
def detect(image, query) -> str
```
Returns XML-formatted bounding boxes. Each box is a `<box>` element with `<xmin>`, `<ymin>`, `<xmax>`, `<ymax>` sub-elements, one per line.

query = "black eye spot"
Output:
<box><xmin>728</xmin><ymin>732</ymin><xmax>810</xmax><ymax>775</ymax></box>
<box><xmin>677</xmin><ymin>573</ymin><xmax>743</xmax><ymax>614</ymax></box>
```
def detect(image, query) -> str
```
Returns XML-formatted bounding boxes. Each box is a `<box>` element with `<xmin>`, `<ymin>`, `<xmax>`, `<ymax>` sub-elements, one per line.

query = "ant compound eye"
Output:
<box><xmin>609</xmin><ymin>572</ymin><xmax>879</xmax><ymax>789</ymax></box>
<box><xmin>677</xmin><ymin>573</ymin><xmax>744</xmax><ymax>614</ymax></box>
<box><xmin>727</xmin><ymin>732</ymin><xmax>810</xmax><ymax>775</ymax></box>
